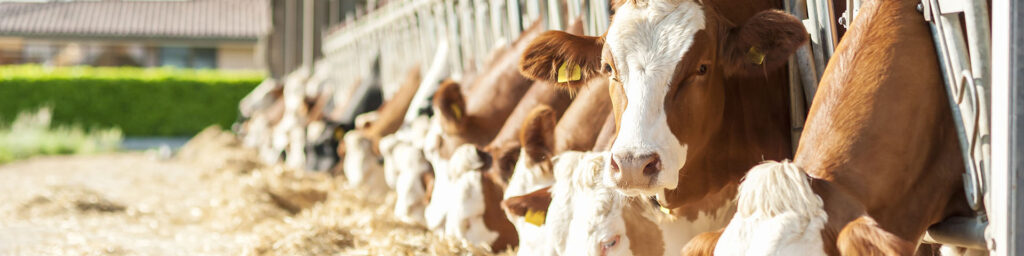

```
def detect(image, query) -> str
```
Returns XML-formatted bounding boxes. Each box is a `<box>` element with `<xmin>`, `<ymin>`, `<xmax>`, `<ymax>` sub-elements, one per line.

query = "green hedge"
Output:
<box><xmin>0</xmin><ymin>65</ymin><xmax>264</xmax><ymax>136</ymax></box>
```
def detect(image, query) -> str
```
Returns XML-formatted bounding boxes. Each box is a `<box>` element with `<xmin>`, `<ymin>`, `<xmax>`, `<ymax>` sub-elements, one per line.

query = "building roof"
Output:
<box><xmin>0</xmin><ymin>0</ymin><xmax>269</xmax><ymax>41</ymax></box>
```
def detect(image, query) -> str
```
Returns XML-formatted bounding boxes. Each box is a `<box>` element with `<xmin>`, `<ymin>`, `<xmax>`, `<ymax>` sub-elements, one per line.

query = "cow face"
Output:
<box><xmin>378</xmin><ymin>134</ymin><xmax>402</xmax><ymax>189</ymax></box>
<box><xmin>391</xmin><ymin>142</ymin><xmax>433</xmax><ymax>226</ymax></box>
<box><xmin>425</xmin><ymin>80</ymin><xmax>475</xmax><ymax>161</ymax></box>
<box><xmin>342</xmin><ymin>131</ymin><xmax>386</xmax><ymax>192</ymax></box>
<box><xmin>428</xmin><ymin>145</ymin><xmax>518</xmax><ymax>251</ymax></box>
<box><xmin>520</xmin><ymin>0</ymin><xmax>806</xmax><ymax>197</ymax></box>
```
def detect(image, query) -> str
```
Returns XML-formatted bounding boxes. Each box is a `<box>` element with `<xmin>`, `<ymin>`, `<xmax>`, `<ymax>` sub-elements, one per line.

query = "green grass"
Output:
<box><xmin>0</xmin><ymin>107</ymin><xmax>122</xmax><ymax>164</ymax></box>
<box><xmin>0</xmin><ymin>65</ymin><xmax>265</xmax><ymax>136</ymax></box>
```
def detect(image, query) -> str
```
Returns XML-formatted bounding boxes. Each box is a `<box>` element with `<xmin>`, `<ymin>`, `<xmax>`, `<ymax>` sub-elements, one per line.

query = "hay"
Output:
<box><xmin>0</xmin><ymin>126</ymin><xmax>504</xmax><ymax>255</ymax></box>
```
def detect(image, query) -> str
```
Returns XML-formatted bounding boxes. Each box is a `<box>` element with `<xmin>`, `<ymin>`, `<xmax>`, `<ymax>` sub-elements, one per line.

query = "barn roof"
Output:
<box><xmin>0</xmin><ymin>0</ymin><xmax>270</xmax><ymax>41</ymax></box>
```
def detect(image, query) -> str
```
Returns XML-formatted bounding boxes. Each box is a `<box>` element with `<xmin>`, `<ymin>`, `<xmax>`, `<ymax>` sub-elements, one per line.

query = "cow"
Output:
<box><xmin>504</xmin><ymin>150</ymin><xmax>733</xmax><ymax>256</ymax></box>
<box><xmin>343</xmin><ymin>66</ymin><xmax>421</xmax><ymax>192</ymax></box>
<box><xmin>421</xmin><ymin>18</ymin><xmax>546</xmax><ymax>236</ymax></box>
<box><xmin>379</xmin><ymin>115</ymin><xmax>435</xmax><ymax>225</ymax></box>
<box><xmin>499</xmin><ymin>79</ymin><xmax>610</xmax><ymax>255</ymax></box>
<box><xmin>704</xmin><ymin>0</ymin><xmax>975</xmax><ymax>255</ymax></box>
<box><xmin>517</xmin><ymin>0</ymin><xmax>808</xmax><ymax>245</ymax></box>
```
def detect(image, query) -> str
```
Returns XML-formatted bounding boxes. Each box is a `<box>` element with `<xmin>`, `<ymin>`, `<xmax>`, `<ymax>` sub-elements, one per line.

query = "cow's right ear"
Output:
<box><xmin>519</xmin><ymin>31</ymin><xmax>604</xmax><ymax>90</ymax></box>
<box><xmin>501</xmin><ymin>186</ymin><xmax>553</xmax><ymax>219</ymax></box>
<box><xmin>421</xmin><ymin>168</ymin><xmax>435</xmax><ymax>205</ymax></box>
<box><xmin>433</xmin><ymin>80</ymin><xmax>467</xmax><ymax>133</ymax></box>
<box><xmin>519</xmin><ymin>105</ymin><xmax>557</xmax><ymax>165</ymax></box>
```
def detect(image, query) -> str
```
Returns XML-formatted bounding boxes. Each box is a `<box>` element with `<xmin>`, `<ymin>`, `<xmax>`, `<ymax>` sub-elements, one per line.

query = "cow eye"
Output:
<box><xmin>603</xmin><ymin>63</ymin><xmax>612</xmax><ymax>74</ymax></box>
<box><xmin>601</xmin><ymin>235</ymin><xmax>620</xmax><ymax>250</ymax></box>
<box><xmin>697</xmin><ymin>64</ymin><xmax>708</xmax><ymax>75</ymax></box>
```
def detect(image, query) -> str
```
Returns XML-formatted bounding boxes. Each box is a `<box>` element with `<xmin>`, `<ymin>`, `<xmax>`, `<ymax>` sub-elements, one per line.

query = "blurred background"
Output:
<box><xmin>0</xmin><ymin>0</ymin><xmax>369</xmax><ymax>163</ymax></box>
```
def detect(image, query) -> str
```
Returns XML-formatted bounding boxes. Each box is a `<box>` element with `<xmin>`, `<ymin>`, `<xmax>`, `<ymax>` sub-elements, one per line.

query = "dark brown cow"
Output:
<box><xmin>519</xmin><ymin>0</ymin><xmax>805</xmax><ymax>225</ymax></box>
<box><xmin>708</xmin><ymin>0</ymin><xmax>973</xmax><ymax>255</ymax></box>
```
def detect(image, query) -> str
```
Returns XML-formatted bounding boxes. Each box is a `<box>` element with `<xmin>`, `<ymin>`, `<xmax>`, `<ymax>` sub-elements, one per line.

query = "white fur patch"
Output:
<box><xmin>342</xmin><ymin>131</ymin><xmax>387</xmax><ymax>194</ymax></box>
<box><xmin>504</xmin><ymin>150</ymin><xmax>572</xmax><ymax>256</ymax></box>
<box><xmin>538</xmin><ymin>151</ymin><xmax>732</xmax><ymax>256</ymax></box>
<box><xmin>715</xmin><ymin>161</ymin><xmax>828</xmax><ymax>255</ymax></box>
<box><xmin>422</xmin><ymin>116</ymin><xmax>449</xmax><ymax>231</ymax></box>
<box><xmin>425</xmin><ymin>144</ymin><xmax>501</xmax><ymax>245</ymax></box>
<box><xmin>603</xmin><ymin>0</ymin><xmax>706</xmax><ymax>195</ymax></box>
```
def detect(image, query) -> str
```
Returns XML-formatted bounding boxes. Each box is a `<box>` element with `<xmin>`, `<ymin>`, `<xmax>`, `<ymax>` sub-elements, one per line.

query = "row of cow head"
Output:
<box><xmin>326</xmin><ymin>0</ymin><xmax>971</xmax><ymax>254</ymax></box>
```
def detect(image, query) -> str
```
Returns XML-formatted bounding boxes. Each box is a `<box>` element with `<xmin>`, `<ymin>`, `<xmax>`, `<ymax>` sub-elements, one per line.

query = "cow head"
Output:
<box><xmin>428</xmin><ymin>144</ymin><xmax>518</xmax><ymax>251</ymax></box>
<box><xmin>425</xmin><ymin>80</ymin><xmax>474</xmax><ymax>161</ymax></box>
<box><xmin>391</xmin><ymin>141</ymin><xmax>433</xmax><ymax>226</ymax></box>
<box><xmin>505</xmin><ymin>151</ymin><xmax>669</xmax><ymax>255</ymax></box>
<box><xmin>520</xmin><ymin>0</ymin><xmax>806</xmax><ymax>197</ymax></box>
<box><xmin>342</xmin><ymin>130</ymin><xmax>386</xmax><ymax>192</ymax></box>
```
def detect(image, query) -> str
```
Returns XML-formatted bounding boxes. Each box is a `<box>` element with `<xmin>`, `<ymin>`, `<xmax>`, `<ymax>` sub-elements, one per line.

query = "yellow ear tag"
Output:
<box><xmin>525</xmin><ymin>209</ymin><xmax>546</xmax><ymax>226</ymax></box>
<box><xmin>449</xmin><ymin>103</ymin><xmax>462</xmax><ymax>120</ymax></box>
<box><xmin>659</xmin><ymin>206</ymin><xmax>671</xmax><ymax>215</ymax></box>
<box><xmin>333</xmin><ymin>127</ymin><xmax>345</xmax><ymax>140</ymax></box>
<box><xmin>556</xmin><ymin>62</ymin><xmax>582</xmax><ymax>83</ymax></box>
<box><xmin>746</xmin><ymin>46</ymin><xmax>766</xmax><ymax>65</ymax></box>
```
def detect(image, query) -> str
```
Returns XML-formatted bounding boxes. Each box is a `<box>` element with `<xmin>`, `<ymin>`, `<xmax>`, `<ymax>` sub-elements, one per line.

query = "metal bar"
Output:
<box><xmin>991</xmin><ymin>0</ymin><xmax>1024</xmax><ymax>253</ymax></box>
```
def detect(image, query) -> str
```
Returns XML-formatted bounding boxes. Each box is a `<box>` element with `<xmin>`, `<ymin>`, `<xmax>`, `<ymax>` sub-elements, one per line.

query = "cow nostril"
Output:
<box><xmin>642</xmin><ymin>156</ymin><xmax>661</xmax><ymax>176</ymax></box>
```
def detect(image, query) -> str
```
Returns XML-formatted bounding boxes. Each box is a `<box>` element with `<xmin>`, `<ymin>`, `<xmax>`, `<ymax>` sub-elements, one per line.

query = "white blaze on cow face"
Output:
<box><xmin>392</xmin><ymin>142</ymin><xmax>432</xmax><ymax>226</ymax></box>
<box><xmin>422</xmin><ymin>116</ymin><xmax>449</xmax><ymax>230</ymax></box>
<box><xmin>378</xmin><ymin>134</ymin><xmax>402</xmax><ymax>189</ymax></box>
<box><xmin>604</xmin><ymin>0</ymin><xmax>705</xmax><ymax>196</ymax></box>
<box><xmin>342</xmin><ymin>131</ymin><xmax>386</xmax><ymax>193</ymax></box>
<box><xmin>437</xmin><ymin>145</ymin><xmax>500</xmax><ymax>246</ymax></box>
<box><xmin>503</xmin><ymin>149</ymin><xmax>560</xmax><ymax>256</ymax></box>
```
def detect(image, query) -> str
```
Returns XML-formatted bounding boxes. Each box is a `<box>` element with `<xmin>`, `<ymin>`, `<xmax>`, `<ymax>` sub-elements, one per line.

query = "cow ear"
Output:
<box><xmin>501</xmin><ymin>186</ymin><xmax>553</xmax><ymax>217</ymax></box>
<box><xmin>723</xmin><ymin>10</ymin><xmax>808</xmax><ymax>76</ymax></box>
<box><xmin>421</xmin><ymin>169</ymin><xmax>435</xmax><ymax>205</ymax></box>
<box><xmin>433</xmin><ymin>80</ymin><xmax>467</xmax><ymax>133</ymax></box>
<box><xmin>519</xmin><ymin>31</ymin><xmax>604</xmax><ymax>90</ymax></box>
<box><xmin>519</xmin><ymin>105</ymin><xmax>557</xmax><ymax>164</ymax></box>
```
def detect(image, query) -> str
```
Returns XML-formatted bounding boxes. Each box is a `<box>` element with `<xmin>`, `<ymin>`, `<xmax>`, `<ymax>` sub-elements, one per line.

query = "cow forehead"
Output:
<box><xmin>605</xmin><ymin>0</ymin><xmax>706</xmax><ymax>81</ymax></box>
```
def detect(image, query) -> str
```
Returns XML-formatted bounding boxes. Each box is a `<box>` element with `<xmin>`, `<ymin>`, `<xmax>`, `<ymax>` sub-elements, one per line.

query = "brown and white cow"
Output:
<box><xmin>420</xmin><ymin>18</ymin><xmax>548</xmax><ymax>243</ymax></box>
<box><xmin>500</xmin><ymin>79</ymin><xmax>611</xmax><ymax>255</ymax></box>
<box><xmin>519</xmin><ymin>0</ymin><xmax>806</xmax><ymax>231</ymax></box>
<box><xmin>427</xmin><ymin>72</ymin><xmax>576</xmax><ymax>251</ymax></box>
<box><xmin>343</xmin><ymin>66</ymin><xmax>421</xmax><ymax>192</ymax></box>
<box><xmin>504</xmin><ymin>150</ymin><xmax>733</xmax><ymax>256</ymax></box>
<box><xmin>706</xmin><ymin>0</ymin><xmax>975</xmax><ymax>255</ymax></box>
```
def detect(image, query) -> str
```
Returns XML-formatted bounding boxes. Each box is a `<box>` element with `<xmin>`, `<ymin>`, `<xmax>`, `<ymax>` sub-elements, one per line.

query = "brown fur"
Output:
<box><xmin>501</xmin><ymin>186</ymin><xmax>554</xmax><ymax>217</ymax></box>
<box><xmin>723</xmin><ymin>10</ymin><xmax>809</xmax><ymax>76</ymax></box>
<box><xmin>360</xmin><ymin>66</ymin><xmax>422</xmax><ymax>154</ymax></box>
<box><xmin>429</xmin><ymin>19</ymin><xmax>548</xmax><ymax>160</ymax></box>
<box><xmin>480</xmin><ymin>168</ymin><xmax>519</xmax><ymax>252</ymax></box>
<box><xmin>623</xmin><ymin>201</ymin><xmax>666</xmax><ymax>256</ymax></box>
<box><xmin>553</xmin><ymin>78</ymin><xmax>612</xmax><ymax>153</ymax></box>
<box><xmin>518</xmin><ymin>31</ymin><xmax>605</xmax><ymax>90</ymax></box>
<box><xmin>680</xmin><ymin>229</ymin><xmax>723</xmax><ymax>256</ymax></box>
<box><xmin>837</xmin><ymin>216</ymin><xmax>917</xmax><ymax>255</ymax></box>
<box><xmin>783</xmin><ymin>0</ymin><xmax>973</xmax><ymax>253</ymax></box>
<box><xmin>520</xmin><ymin>106</ymin><xmax>559</xmax><ymax>166</ymax></box>
<box><xmin>518</xmin><ymin>2</ymin><xmax>803</xmax><ymax>218</ymax></box>
<box><xmin>592</xmin><ymin>113</ymin><xmax>617</xmax><ymax>151</ymax></box>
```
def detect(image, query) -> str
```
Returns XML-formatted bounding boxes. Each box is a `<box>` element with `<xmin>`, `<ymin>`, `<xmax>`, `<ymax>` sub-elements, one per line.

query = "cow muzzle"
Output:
<box><xmin>608</xmin><ymin>151</ymin><xmax>661</xmax><ymax>194</ymax></box>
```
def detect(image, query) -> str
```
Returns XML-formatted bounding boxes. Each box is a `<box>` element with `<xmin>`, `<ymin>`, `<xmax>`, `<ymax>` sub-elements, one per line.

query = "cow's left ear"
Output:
<box><xmin>501</xmin><ymin>186</ymin><xmax>553</xmax><ymax>219</ymax></box>
<box><xmin>519</xmin><ymin>31</ymin><xmax>605</xmax><ymax>90</ymax></box>
<box><xmin>723</xmin><ymin>10</ymin><xmax>808</xmax><ymax>76</ymax></box>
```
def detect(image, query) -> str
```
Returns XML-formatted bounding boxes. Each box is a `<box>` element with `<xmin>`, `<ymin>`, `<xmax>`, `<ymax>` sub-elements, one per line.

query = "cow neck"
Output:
<box><xmin>792</xmin><ymin>0</ymin><xmax>973</xmax><ymax>251</ymax></box>
<box><xmin>554</xmin><ymin>79</ymin><xmax>612</xmax><ymax>153</ymax></box>
<box><xmin>480</xmin><ymin>170</ymin><xmax>519</xmax><ymax>251</ymax></box>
